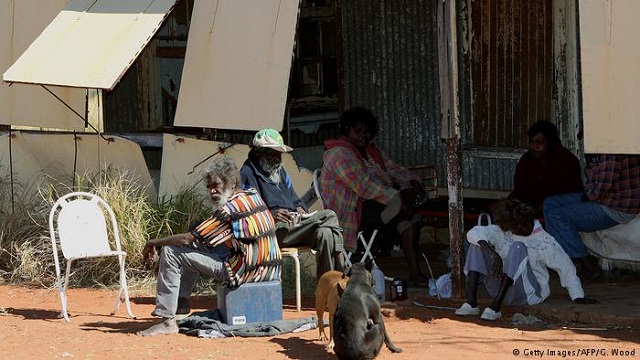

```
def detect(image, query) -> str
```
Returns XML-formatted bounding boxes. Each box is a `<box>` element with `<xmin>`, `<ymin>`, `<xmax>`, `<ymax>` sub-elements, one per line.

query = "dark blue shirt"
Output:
<box><xmin>240</xmin><ymin>158</ymin><xmax>305</xmax><ymax>213</ymax></box>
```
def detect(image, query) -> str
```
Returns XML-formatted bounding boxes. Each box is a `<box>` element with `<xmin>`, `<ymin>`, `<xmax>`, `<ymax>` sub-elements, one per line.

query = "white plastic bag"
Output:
<box><xmin>477</xmin><ymin>212</ymin><xmax>492</xmax><ymax>226</ymax></box>
<box><xmin>428</xmin><ymin>272</ymin><xmax>452</xmax><ymax>298</ymax></box>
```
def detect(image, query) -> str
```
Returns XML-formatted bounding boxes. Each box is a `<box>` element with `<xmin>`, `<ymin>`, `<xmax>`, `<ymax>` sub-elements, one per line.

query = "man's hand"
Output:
<box><xmin>401</xmin><ymin>184</ymin><xmax>427</xmax><ymax>208</ymax></box>
<box><xmin>573</xmin><ymin>297</ymin><xmax>599</xmax><ymax>304</ymax></box>
<box><xmin>142</xmin><ymin>242</ymin><xmax>158</xmax><ymax>269</ymax></box>
<box><xmin>477</xmin><ymin>240</ymin><xmax>503</xmax><ymax>278</ymax></box>
<box><xmin>410</xmin><ymin>180</ymin><xmax>427</xmax><ymax>205</ymax></box>
<box><xmin>272</xmin><ymin>209</ymin><xmax>293</xmax><ymax>223</ymax></box>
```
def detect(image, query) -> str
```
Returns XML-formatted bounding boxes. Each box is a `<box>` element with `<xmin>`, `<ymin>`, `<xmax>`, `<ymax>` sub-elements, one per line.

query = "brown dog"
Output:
<box><xmin>315</xmin><ymin>270</ymin><xmax>349</xmax><ymax>349</ymax></box>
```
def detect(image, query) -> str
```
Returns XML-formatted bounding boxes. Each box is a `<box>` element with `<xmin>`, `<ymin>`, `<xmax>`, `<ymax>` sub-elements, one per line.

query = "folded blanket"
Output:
<box><xmin>580</xmin><ymin>216</ymin><xmax>640</xmax><ymax>270</ymax></box>
<box><xmin>178</xmin><ymin>309</ymin><xmax>318</xmax><ymax>338</ymax></box>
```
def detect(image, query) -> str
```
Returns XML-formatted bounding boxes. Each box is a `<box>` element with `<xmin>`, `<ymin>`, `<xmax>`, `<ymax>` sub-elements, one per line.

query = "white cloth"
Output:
<box><xmin>580</xmin><ymin>215</ymin><xmax>640</xmax><ymax>270</ymax></box>
<box><xmin>466</xmin><ymin>224</ymin><xmax>584</xmax><ymax>303</ymax></box>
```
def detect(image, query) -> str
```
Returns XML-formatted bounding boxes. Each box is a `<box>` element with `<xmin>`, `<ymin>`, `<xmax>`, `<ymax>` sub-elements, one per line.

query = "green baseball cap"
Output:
<box><xmin>251</xmin><ymin>128</ymin><xmax>293</xmax><ymax>152</ymax></box>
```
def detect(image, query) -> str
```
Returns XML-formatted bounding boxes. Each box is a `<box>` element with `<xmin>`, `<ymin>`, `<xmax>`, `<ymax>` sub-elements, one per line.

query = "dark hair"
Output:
<box><xmin>493</xmin><ymin>199</ymin><xmax>536</xmax><ymax>234</ymax></box>
<box><xmin>203</xmin><ymin>157</ymin><xmax>240</xmax><ymax>191</ymax></box>
<box><xmin>527</xmin><ymin>120</ymin><xmax>561</xmax><ymax>148</ymax></box>
<box><xmin>339</xmin><ymin>107</ymin><xmax>379</xmax><ymax>138</ymax></box>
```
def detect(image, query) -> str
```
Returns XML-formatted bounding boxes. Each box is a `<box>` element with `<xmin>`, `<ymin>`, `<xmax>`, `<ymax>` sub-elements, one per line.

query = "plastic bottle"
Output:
<box><xmin>371</xmin><ymin>263</ymin><xmax>386</xmax><ymax>302</ymax></box>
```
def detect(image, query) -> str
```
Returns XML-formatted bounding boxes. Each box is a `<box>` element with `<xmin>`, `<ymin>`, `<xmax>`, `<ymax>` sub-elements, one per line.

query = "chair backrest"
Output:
<box><xmin>312</xmin><ymin>168</ymin><xmax>325</xmax><ymax>209</ymax></box>
<box><xmin>298</xmin><ymin>175</ymin><xmax>319</xmax><ymax>210</ymax></box>
<box><xmin>49</xmin><ymin>192</ymin><xmax>122</xmax><ymax>259</ymax></box>
<box><xmin>406</xmin><ymin>164</ymin><xmax>439</xmax><ymax>199</ymax></box>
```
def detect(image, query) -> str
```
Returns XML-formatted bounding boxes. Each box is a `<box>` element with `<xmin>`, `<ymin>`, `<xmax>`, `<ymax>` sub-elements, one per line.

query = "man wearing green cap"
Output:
<box><xmin>240</xmin><ymin>128</ymin><xmax>346</xmax><ymax>276</ymax></box>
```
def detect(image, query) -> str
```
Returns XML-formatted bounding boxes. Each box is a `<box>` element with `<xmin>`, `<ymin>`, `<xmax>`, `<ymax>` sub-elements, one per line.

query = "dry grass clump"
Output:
<box><xmin>1</xmin><ymin>167</ymin><xmax>313</xmax><ymax>297</ymax></box>
<box><xmin>0</xmin><ymin>171</ymin><xmax>49</xmax><ymax>285</ymax></box>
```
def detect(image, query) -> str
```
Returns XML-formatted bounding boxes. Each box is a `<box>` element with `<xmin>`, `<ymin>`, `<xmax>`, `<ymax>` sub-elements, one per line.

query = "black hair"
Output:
<box><xmin>493</xmin><ymin>199</ymin><xmax>536</xmax><ymax>235</ymax></box>
<box><xmin>338</xmin><ymin>107</ymin><xmax>379</xmax><ymax>138</ymax></box>
<box><xmin>527</xmin><ymin>120</ymin><xmax>561</xmax><ymax>148</ymax></box>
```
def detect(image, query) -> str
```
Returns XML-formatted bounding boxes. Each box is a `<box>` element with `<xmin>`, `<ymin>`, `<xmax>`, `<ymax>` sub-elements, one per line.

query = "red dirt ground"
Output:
<box><xmin>1</xmin><ymin>285</ymin><xmax>638</xmax><ymax>359</ymax></box>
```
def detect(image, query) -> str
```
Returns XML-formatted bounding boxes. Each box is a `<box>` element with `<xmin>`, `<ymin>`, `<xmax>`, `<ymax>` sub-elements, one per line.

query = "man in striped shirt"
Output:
<box><xmin>138</xmin><ymin>157</ymin><xmax>281</xmax><ymax>336</ymax></box>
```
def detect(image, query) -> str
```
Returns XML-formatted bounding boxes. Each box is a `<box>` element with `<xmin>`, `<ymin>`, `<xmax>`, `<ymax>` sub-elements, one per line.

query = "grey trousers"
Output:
<box><xmin>464</xmin><ymin>241</ymin><xmax>540</xmax><ymax>306</ymax></box>
<box><xmin>276</xmin><ymin>209</ymin><xmax>344</xmax><ymax>276</ymax></box>
<box><xmin>152</xmin><ymin>244</ymin><xmax>229</xmax><ymax>319</ymax></box>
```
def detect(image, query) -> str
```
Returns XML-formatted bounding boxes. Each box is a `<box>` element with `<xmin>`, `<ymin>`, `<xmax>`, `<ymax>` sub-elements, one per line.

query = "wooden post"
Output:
<box><xmin>437</xmin><ymin>0</ymin><xmax>465</xmax><ymax>299</ymax></box>
<box><xmin>334</xmin><ymin>0</ymin><xmax>345</xmax><ymax>114</ymax></box>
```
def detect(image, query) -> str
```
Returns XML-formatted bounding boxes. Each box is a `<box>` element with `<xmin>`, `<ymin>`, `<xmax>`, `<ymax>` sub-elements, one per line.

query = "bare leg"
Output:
<box><xmin>465</xmin><ymin>270</ymin><xmax>480</xmax><ymax>308</ymax></box>
<box><xmin>400</xmin><ymin>223</ymin><xmax>423</xmax><ymax>282</ymax></box>
<box><xmin>488</xmin><ymin>275</ymin><xmax>513</xmax><ymax>312</ymax></box>
<box><xmin>334</xmin><ymin>252</ymin><xmax>345</xmax><ymax>272</ymax></box>
<box><xmin>137</xmin><ymin>318</ymin><xmax>179</xmax><ymax>337</ymax></box>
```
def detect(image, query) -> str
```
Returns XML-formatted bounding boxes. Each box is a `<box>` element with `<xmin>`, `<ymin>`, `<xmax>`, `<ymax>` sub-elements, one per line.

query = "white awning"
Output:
<box><xmin>2</xmin><ymin>0</ymin><xmax>178</xmax><ymax>90</ymax></box>
<box><xmin>173</xmin><ymin>0</ymin><xmax>299</xmax><ymax>131</ymax></box>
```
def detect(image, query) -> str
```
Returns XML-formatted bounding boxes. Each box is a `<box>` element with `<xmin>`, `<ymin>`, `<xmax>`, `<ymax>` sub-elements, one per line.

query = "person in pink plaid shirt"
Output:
<box><xmin>320</xmin><ymin>107</ymin><xmax>427</xmax><ymax>285</ymax></box>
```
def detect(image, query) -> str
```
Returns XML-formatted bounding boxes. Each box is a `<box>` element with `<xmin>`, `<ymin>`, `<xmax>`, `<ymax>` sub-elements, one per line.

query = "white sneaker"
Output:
<box><xmin>455</xmin><ymin>302</ymin><xmax>480</xmax><ymax>316</ymax></box>
<box><xmin>480</xmin><ymin>307</ymin><xmax>502</xmax><ymax>321</ymax></box>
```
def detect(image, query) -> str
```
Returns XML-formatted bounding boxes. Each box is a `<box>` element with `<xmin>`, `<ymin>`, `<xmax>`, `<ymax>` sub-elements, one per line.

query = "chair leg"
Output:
<box><xmin>111</xmin><ymin>254</ymin><xmax>136</xmax><ymax>319</ymax></box>
<box><xmin>358</xmin><ymin>229</ymin><xmax>378</xmax><ymax>264</ymax></box>
<box><xmin>343</xmin><ymin>249</ymin><xmax>353</xmax><ymax>267</ymax></box>
<box><xmin>344</xmin><ymin>229</ymin><xmax>379</xmax><ymax>267</ymax></box>
<box><xmin>59</xmin><ymin>260</ymin><xmax>73</xmax><ymax>322</ymax></box>
<box><xmin>282</xmin><ymin>252</ymin><xmax>302</xmax><ymax>312</ymax></box>
<box><xmin>292</xmin><ymin>254</ymin><xmax>301</xmax><ymax>312</ymax></box>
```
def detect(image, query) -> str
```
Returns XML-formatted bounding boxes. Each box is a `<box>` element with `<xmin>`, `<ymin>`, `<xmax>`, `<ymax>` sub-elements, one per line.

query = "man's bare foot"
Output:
<box><xmin>136</xmin><ymin>318</ymin><xmax>179</xmax><ymax>336</ymax></box>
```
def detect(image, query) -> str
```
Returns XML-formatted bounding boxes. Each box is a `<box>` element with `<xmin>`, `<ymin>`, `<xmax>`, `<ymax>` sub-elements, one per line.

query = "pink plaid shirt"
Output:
<box><xmin>320</xmin><ymin>138</ymin><xmax>420</xmax><ymax>251</ymax></box>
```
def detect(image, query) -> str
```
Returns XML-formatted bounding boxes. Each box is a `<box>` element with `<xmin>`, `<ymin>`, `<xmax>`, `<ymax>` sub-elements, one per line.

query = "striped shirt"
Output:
<box><xmin>191</xmin><ymin>189</ymin><xmax>282</xmax><ymax>287</ymax></box>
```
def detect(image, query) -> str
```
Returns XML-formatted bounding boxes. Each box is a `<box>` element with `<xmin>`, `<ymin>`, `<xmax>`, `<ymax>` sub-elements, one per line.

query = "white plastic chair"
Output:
<box><xmin>312</xmin><ymin>168</ymin><xmax>378</xmax><ymax>267</ymax></box>
<box><xmin>49</xmin><ymin>191</ymin><xmax>136</xmax><ymax>322</ymax></box>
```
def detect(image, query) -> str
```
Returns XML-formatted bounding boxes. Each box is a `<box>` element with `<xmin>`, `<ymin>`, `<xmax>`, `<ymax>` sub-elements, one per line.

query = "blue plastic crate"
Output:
<box><xmin>217</xmin><ymin>280</ymin><xmax>283</xmax><ymax>325</ymax></box>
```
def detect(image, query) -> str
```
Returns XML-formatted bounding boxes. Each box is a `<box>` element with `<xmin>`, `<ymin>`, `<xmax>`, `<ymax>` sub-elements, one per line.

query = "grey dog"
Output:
<box><xmin>332</xmin><ymin>261</ymin><xmax>402</xmax><ymax>359</ymax></box>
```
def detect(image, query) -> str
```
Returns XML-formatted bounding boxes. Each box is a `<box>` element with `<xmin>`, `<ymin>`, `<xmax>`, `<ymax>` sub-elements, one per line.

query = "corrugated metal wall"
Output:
<box><xmin>341</xmin><ymin>0</ymin><xmax>575</xmax><ymax>193</ymax></box>
<box><xmin>467</xmin><ymin>0</ymin><xmax>553</xmax><ymax>148</ymax></box>
<box><xmin>341</xmin><ymin>0</ymin><xmax>445</xmax><ymax>177</ymax></box>
<box><xmin>459</xmin><ymin>0</ymin><xmax>555</xmax><ymax>192</ymax></box>
<box><xmin>461</xmin><ymin>149</ymin><xmax>521</xmax><ymax>191</ymax></box>
<box><xmin>459</xmin><ymin>0</ymin><xmax>577</xmax><ymax>192</ymax></box>
<box><xmin>340</xmin><ymin>0</ymin><xmax>516</xmax><ymax>192</ymax></box>
<box><xmin>103</xmin><ymin>43</ymin><xmax>163</xmax><ymax>133</ymax></box>
<box><xmin>95</xmin><ymin>0</ymin><xmax>579</xmax><ymax>195</ymax></box>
